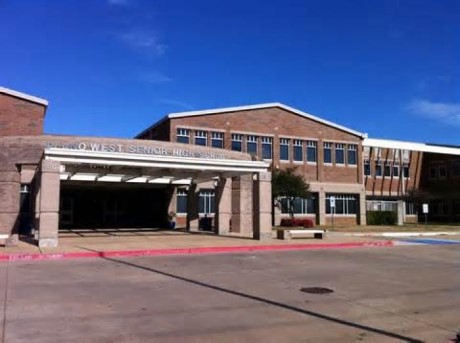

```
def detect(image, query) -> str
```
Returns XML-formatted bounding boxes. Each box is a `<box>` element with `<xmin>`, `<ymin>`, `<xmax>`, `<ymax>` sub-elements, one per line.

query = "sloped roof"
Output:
<box><xmin>137</xmin><ymin>103</ymin><xmax>367</xmax><ymax>138</ymax></box>
<box><xmin>0</xmin><ymin>86</ymin><xmax>48</xmax><ymax>106</ymax></box>
<box><xmin>364</xmin><ymin>138</ymin><xmax>460</xmax><ymax>156</ymax></box>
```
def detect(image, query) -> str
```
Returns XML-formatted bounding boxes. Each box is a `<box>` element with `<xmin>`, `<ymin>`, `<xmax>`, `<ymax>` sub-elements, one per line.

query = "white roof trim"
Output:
<box><xmin>0</xmin><ymin>86</ymin><xmax>48</xmax><ymax>106</ymax></box>
<box><xmin>364</xmin><ymin>138</ymin><xmax>460</xmax><ymax>156</ymax></box>
<box><xmin>44</xmin><ymin>148</ymin><xmax>270</xmax><ymax>173</ymax></box>
<box><xmin>167</xmin><ymin>103</ymin><xmax>367</xmax><ymax>138</ymax></box>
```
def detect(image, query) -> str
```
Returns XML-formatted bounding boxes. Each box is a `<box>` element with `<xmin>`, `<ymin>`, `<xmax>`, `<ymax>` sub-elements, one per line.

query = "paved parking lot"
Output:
<box><xmin>1</xmin><ymin>245</ymin><xmax>459</xmax><ymax>342</ymax></box>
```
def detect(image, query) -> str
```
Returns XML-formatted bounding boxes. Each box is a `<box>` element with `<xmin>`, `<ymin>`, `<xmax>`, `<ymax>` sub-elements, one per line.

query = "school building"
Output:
<box><xmin>1</xmin><ymin>87</ymin><xmax>459</xmax><ymax>247</ymax></box>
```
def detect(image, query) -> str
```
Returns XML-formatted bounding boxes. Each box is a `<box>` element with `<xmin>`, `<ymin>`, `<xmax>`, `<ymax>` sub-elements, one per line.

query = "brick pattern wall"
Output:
<box><xmin>150</xmin><ymin>107</ymin><xmax>364</xmax><ymax>185</ymax></box>
<box><xmin>364</xmin><ymin>147</ymin><xmax>423</xmax><ymax>196</ymax></box>
<box><xmin>0</xmin><ymin>93</ymin><xmax>46</xmax><ymax>137</ymax></box>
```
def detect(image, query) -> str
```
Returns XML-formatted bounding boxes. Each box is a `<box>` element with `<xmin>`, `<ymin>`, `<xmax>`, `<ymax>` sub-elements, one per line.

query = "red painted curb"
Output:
<box><xmin>0</xmin><ymin>240</ymin><xmax>394</xmax><ymax>262</ymax></box>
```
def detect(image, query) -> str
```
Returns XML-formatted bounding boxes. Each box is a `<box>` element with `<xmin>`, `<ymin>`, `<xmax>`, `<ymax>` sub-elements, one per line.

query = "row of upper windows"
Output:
<box><xmin>176</xmin><ymin>128</ymin><xmax>357</xmax><ymax>165</ymax></box>
<box><xmin>429</xmin><ymin>160</ymin><xmax>460</xmax><ymax>180</ymax></box>
<box><xmin>364</xmin><ymin>160</ymin><xmax>410</xmax><ymax>178</ymax></box>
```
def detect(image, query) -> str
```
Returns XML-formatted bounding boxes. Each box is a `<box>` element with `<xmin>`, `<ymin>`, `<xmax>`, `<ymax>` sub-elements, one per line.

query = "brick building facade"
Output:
<box><xmin>1</xmin><ymin>86</ymin><xmax>459</xmax><ymax>247</ymax></box>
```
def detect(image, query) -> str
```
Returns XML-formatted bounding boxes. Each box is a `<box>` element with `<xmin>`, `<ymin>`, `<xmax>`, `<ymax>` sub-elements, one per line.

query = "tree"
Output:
<box><xmin>272</xmin><ymin>167</ymin><xmax>311</xmax><ymax>218</ymax></box>
<box><xmin>405</xmin><ymin>188</ymin><xmax>431</xmax><ymax>209</ymax></box>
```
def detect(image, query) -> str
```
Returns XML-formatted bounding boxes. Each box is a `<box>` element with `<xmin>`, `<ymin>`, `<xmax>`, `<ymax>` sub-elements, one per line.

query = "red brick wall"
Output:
<box><xmin>154</xmin><ymin>107</ymin><xmax>363</xmax><ymax>185</ymax></box>
<box><xmin>0</xmin><ymin>93</ymin><xmax>46</xmax><ymax>136</ymax></box>
<box><xmin>364</xmin><ymin>147</ymin><xmax>423</xmax><ymax>196</ymax></box>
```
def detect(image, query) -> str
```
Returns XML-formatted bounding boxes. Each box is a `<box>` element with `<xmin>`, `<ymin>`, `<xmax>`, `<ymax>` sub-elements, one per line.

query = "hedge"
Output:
<box><xmin>280</xmin><ymin>218</ymin><xmax>315</xmax><ymax>228</ymax></box>
<box><xmin>366</xmin><ymin>211</ymin><xmax>397</xmax><ymax>225</ymax></box>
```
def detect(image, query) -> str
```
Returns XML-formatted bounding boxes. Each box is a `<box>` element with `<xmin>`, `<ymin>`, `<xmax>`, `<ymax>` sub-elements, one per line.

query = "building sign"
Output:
<box><xmin>45</xmin><ymin>142</ymin><xmax>227</xmax><ymax>160</ymax></box>
<box><xmin>330</xmin><ymin>196</ymin><xmax>336</xmax><ymax>208</ymax></box>
<box><xmin>422</xmin><ymin>203</ymin><xmax>429</xmax><ymax>214</ymax></box>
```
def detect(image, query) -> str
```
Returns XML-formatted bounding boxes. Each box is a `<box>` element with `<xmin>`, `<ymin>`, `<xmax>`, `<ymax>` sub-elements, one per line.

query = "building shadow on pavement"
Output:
<box><xmin>81</xmin><ymin>247</ymin><xmax>425</xmax><ymax>343</ymax></box>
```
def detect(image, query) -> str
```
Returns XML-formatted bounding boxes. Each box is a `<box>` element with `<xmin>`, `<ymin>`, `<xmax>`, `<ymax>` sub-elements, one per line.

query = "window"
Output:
<box><xmin>211</xmin><ymin>132</ymin><xmax>224</xmax><ymax>148</ymax></box>
<box><xmin>195</xmin><ymin>131</ymin><xmax>207</xmax><ymax>146</ymax></box>
<box><xmin>429</xmin><ymin>166</ymin><xmax>438</xmax><ymax>179</ymax></box>
<box><xmin>280</xmin><ymin>138</ymin><xmax>289</xmax><ymax>161</ymax></box>
<box><xmin>293</xmin><ymin>140</ymin><xmax>303</xmax><ymax>162</ymax></box>
<box><xmin>280</xmin><ymin>196</ymin><xmax>316</xmax><ymax>214</ymax></box>
<box><xmin>176</xmin><ymin>189</ymin><xmax>187</xmax><ymax>213</ymax></box>
<box><xmin>325</xmin><ymin>194</ymin><xmax>358</xmax><ymax>214</ymax></box>
<box><xmin>347</xmin><ymin>144</ymin><xmax>357</xmax><ymax>165</ymax></box>
<box><xmin>177</xmin><ymin>128</ymin><xmax>190</xmax><ymax>144</ymax></box>
<box><xmin>384</xmin><ymin>162</ymin><xmax>391</xmax><ymax>177</ymax></box>
<box><xmin>247</xmin><ymin>135</ymin><xmax>258</xmax><ymax>156</ymax></box>
<box><xmin>335</xmin><ymin>143</ymin><xmax>345</xmax><ymax>164</ymax></box>
<box><xmin>393</xmin><ymin>163</ymin><xmax>399</xmax><ymax>177</ymax></box>
<box><xmin>324</xmin><ymin>142</ymin><xmax>332</xmax><ymax>164</ymax></box>
<box><xmin>306</xmin><ymin>141</ymin><xmax>317</xmax><ymax>163</ymax></box>
<box><xmin>403</xmin><ymin>163</ymin><xmax>410</xmax><ymax>178</ymax></box>
<box><xmin>453</xmin><ymin>160</ymin><xmax>460</xmax><ymax>176</ymax></box>
<box><xmin>199</xmin><ymin>190</ymin><xmax>215</xmax><ymax>214</ymax></box>
<box><xmin>364</xmin><ymin>160</ymin><xmax>371</xmax><ymax>176</ymax></box>
<box><xmin>375</xmin><ymin>162</ymin><xmax>382</xmax><ymax>177</ymax></box>
<box><xmin>261</xmin><ymin>137</ymin><xmax>272</xmax><ymax>160</ymax></box>
<box><xmin>405</xmin><ymin>202</ymin><xmax>416</xmax><ymax>215</ymax></box>
<box><xmin>231</xmin><ymin>134</ymin><xmax>242</xmax><ymax>151</ymax></box>
<box><xmin>439</xmin><ymin>165</ymin><xmax>447</xmax><ymax>178</ymax></box>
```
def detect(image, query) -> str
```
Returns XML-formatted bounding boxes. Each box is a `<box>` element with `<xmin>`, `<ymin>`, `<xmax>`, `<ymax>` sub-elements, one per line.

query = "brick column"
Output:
<box><xmin>231</xmin><ymin>174</ymin><xmax>253</xmax><ymax>236</ymax></box>
<box><xmin>187</xmin><ymin>183</ymin><xmax>199</xmax><ymax>231</ymax></box>
<box><xmin>38</xmin><ymin>160</ymin><xmax>61</xmax><ymax>248</ymax></box>
<box><xmin>318</xmin><ymin>189</ymin><xmax>326</xmax><ymax>226</ymax></box>
<box><xmin>358</xmin><ymin>191</ymin><xmax>367</xmax><ymax>225</ymax></box>
<box><xmin>253</xmin><ymin>172</ymin><xmax>272</xmax><ymax>240</ymax></box>
<box><xmin>215</xmin><ymin>177</ymin><xmax>231</xmax><ymax>235</ymax></box>
<box><xmin>0</xmin><ymin>168</ymin><xmax>21</xmax><ymax>246</ymax></box>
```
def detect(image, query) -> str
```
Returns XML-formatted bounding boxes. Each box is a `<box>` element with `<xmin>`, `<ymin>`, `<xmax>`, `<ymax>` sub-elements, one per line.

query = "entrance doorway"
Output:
<box><xmin>59</xmin><ymin>182</ymin><xmax>170</xmax><ymax>230</ymax></box>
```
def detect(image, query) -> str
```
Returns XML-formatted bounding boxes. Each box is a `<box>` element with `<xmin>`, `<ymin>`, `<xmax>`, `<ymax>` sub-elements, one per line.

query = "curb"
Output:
<box><xmin>334</xmin><ymin>231</ymin><xmax>460</xmax><ymax>238</ymax></box>
<box><xmin>0</xmin><ymin>240</ymin><xmax>395</xmax><ymax>262</ymax></box>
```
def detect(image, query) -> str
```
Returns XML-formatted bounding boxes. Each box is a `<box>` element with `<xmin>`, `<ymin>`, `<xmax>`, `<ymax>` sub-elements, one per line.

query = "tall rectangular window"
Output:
<box><xmin>231</xmin><ymin>134</ymin><xmax>242</xmax><ymax>151</ymax></box>
<box><xmin>280</xmin><ymin>138</ymin><xmax>289</xmax><ymax>161</ymax></box>
<box><xmin>375</xmin><ymin>162</ymin><xmax>382</xmax><ymax>177</ymax></box>
<box><xmin>324</xmin><ymin>142</ymin><xmax>332</xmax><ymax>164</ymax></box>
<box><xmin>176</xmin><ymin>189</ymin><xmax>187</xmax><ymax>213</ymax></box>
<box><xmin>384</xmin><ymin>162</ymin><xmax>391</xmax><ymax>177</ymax></box>
<box><xmin>335</xmin><ymin>143</ymin><xmax>344</xmax><ymax>164</ymax></box>
<box><xmin>247</xmin><ymin>135</ymin><xmax>258</xmax><ymax>156</ymax></box>
<box><xmin>403</xmin><ymin>163</ymin><xmax>410</xmax><ymax>178</ymax></box>
<box><xmin>306</xmin><ymin>141</ymin><xmax>317</xmax><ymax>163</ymax></box>
<box><xmin>439</xmin><ymin>165</ymin><xmax>447</xmax><ymax>178</ymax></box>
<box><xmin>261</xmin><ymin>137</ymin><xmax>272</xmax><ymax>160</ymax></box>
<box><xmin>211</xmin><ymin>132</ymin><xmax>224</xmax><ymax>148</ymax></box>
<box><xmin>364</xmin><ymin>160</ymin><xmax>371</xmax><ymax>176</ymax></box>
<box><xmin>177</xmin><ymin>128</ymin><xmax>190</xmax><ymax>144</ymax></box>
<box><xmin>393</xmin><ymin>163</ymin><xmax>399</xmax><ymax>177</ymax></box>
<box><xmin>195</xmin><ymin>131</ymin><xmax>207</xmax><ymax>146</ymax></box>
<box><xmin>293</xmin><ymin>140</ymin><xmax>303</xmax><ymax>162</ymax></box>
<box><xmin>347</xmin><ymin>144</ymin><xmax>357</xmax><ymax>165</ymax></box>
<box><xmin>453</xmin><ymin>160</ymin><xmax>460</xmax><ymax>176</ymax></box>
<box><xmin>405</xmin><ymin>202</ymin><xmax>416</xmax><ymax>215</ymax></box>
<box><xmin>199</xmin><ymin>190</ymin><xmax>215</xmax><ymax>214</ymax></box>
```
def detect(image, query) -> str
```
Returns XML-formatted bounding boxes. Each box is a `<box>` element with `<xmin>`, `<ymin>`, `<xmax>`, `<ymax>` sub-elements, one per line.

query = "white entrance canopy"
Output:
<box><xmin>44</xmin><ymin>148</ymin><xmax>270</xmax><ymax>184</ymax></box>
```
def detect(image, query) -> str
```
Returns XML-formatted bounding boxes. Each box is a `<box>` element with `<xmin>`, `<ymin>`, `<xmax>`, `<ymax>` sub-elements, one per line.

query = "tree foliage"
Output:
<box><xmin>272</xmin><ymin>167</ymin><xmax>311</xmax><ymax>218</ymax></box>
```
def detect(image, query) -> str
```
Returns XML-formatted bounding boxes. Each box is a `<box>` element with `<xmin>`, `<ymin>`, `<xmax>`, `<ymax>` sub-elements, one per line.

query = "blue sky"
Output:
<box><xmin>1</xmin><ymin>0</ymin><xmax>459</xmax><ymax>144</ymax></box>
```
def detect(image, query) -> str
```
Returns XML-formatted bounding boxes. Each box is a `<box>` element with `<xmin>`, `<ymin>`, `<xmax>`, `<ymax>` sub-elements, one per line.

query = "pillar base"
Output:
<box><xmin>39</xmin><ymin>238</ymin><xmax>58</xmax><ymax>248</ymax></box>
<box><xmin>5</xmin><ymin>234</ymin><xmax>18</xmax><ymax>247</ymax></box>
<box><xmin>253</xmin><ymin>231</ymin><xmax>272</xmax><ymax>241</ymax></box>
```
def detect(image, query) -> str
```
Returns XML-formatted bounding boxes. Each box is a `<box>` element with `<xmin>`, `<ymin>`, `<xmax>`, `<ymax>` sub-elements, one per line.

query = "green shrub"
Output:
<box><xmin>367</xmin><ymin>211</ymin><xmax>397</xmax><ymax>225</ymax></box>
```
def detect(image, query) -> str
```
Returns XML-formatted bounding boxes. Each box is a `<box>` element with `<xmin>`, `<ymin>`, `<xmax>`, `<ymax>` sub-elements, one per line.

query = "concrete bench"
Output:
<box><xmin>0</xmin><ymin>234</ymin><xmax>9</xmax><ymax>245</ymax></box>
<box><xmin>277</xmin><ymin>229</ymin><xmax>326</xmax><ymax>240</ymax></box>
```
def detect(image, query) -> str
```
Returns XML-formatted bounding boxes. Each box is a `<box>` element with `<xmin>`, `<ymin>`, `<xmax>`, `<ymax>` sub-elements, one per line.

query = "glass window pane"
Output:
<box><xmin>262</xmin><ymin>144</ymin><xmax>272</xmax><ymax>159</ymax></box>
<box><xmin>307</xmin><ymin>147</ymin><xmax>316</xmax><ymax>162</ymax></box>
<box><xmin>280</xmin><ymin>145</ymin><xmax>289</xmax><ymax>160</ymax></box>
<box><xmin>231</xmin><ymin>141</ymin><xmax>242</xmax><ymax>151</ymax></box>
<box><xmin>177</xmin><ymin>136</ymin><xmax>189</xmax><ymax>144</ymax></box>
<box><xmin>294</xmin><ymin>146</ymin><xmax>302</xmax><ymax>161</ymax></box>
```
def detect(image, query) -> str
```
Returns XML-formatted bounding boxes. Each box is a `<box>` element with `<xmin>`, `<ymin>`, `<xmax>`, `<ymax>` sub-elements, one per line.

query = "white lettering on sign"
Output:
<box><xmin>45</xmin><ymin>142</ymin><xmax>227</xmax><ymax>160</ymax></box>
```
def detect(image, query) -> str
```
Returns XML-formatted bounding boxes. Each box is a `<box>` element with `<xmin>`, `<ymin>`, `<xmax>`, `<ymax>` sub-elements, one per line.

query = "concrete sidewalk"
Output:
<box><xmin>0</xmin><ymin>229</ymin><xmax>394</xmax><ymax>262</ymax></box>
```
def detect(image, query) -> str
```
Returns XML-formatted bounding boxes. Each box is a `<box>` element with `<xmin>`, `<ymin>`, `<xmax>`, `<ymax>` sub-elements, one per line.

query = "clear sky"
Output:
<box><xmin>1</xmin><ymin>0</ymin><xmax>459</xmax><ymax>144</ymax></box>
